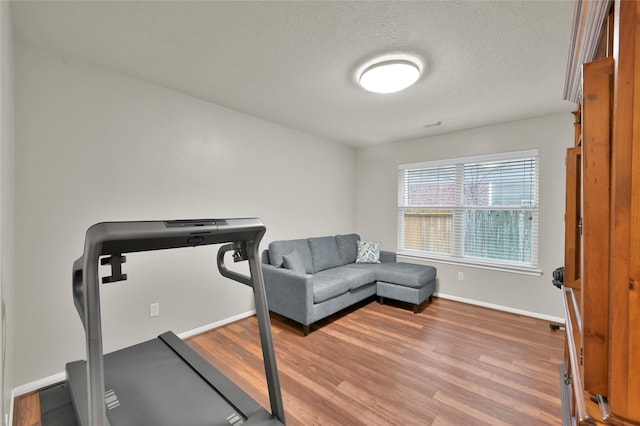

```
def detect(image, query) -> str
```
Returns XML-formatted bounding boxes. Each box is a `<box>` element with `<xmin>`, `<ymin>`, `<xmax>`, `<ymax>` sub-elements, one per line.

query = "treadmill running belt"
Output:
<box><xmin>40</xmin><ymin>382</ymin><xmax>79</xmax><ymax>426</ymax></box>
<box><xmin>67</xmin><ymin>337</ymin><xmax>244</xmax><ymax>425</ymax></box>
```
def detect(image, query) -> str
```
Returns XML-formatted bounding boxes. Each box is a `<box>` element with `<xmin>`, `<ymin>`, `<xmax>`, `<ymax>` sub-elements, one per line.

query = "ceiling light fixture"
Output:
<box><xmin>358</xmin><ymin>58</ymin><xmax>421</xmax><ymax>94</ymax></box>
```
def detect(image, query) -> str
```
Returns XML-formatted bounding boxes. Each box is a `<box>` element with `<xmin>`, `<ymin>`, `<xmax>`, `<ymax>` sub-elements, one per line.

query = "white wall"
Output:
<box><xmin>355</xmin><ymin>113</ymin><xmax>573</xmax><ymax>319</ymax></box>
<box><xmin>13</xmin><ymin>43</ymin><xmax>356</xmax><ymax>387</ymax></box>
<box><xmin>10</xmin><ymin>33</ymin><xmax>573</xmax><ymax>393</ymax></box>
<box><xmin>0</xmin><ymin>1</ymin><xmax>15</xmax><ymax>423</ymax></box>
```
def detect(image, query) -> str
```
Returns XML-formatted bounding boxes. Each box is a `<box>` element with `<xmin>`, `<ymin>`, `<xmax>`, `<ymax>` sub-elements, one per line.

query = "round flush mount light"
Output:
<box><xmin>358</xmin><ymin>58</ymin><xmax>421</xmax><ymax>94</ymax></box>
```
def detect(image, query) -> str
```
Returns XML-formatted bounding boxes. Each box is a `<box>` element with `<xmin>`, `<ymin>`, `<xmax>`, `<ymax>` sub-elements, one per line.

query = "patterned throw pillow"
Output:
<box><xmin>355</xmin><ymin>240</ymin><xmax>381</xmax><ymax>264</ymax></box>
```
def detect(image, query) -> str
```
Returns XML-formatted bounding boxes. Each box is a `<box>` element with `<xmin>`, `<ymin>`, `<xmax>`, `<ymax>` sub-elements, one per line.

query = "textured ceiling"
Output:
<box><xmin>10</xmin><ymin>1</ymin><xmax>577</xmax><ymax>147</ymax></box>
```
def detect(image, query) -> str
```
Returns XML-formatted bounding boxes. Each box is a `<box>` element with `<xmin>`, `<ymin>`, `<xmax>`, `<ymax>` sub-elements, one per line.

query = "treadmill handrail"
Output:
<box><xmin>217</xmin><ymin>242</ymin><xmax>252</xmax><ymax>286</ymax></box>
<box><xmin>72</xmin><ymin>218</ymin><xmax>285</xmax><ymax>425</ymax></box>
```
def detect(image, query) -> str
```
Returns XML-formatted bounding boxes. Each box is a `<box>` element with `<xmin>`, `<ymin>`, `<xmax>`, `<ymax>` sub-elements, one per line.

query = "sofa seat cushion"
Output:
<box><xmin>269</xmin><ymin>239</ymin><xmax>313</xmax><ymax>274</ymax></box>
<box><xmin>375</xmin><ymin>263</ymin><xmax>437</xmax><ymax>289</ymax></box>
<box><xmin>312</xmin><ymin>269</ymin><xmax>352</xmax><ymax>303</ymax></box>
<box><xmin>338</xmin><ymin>264</ymin><xmax>377</xmax><ymax>290</ymax></box>
<box><xmin>308</xmin><ymin>236</ymin><xmax>342</xmax><ymax>273</ymax></box>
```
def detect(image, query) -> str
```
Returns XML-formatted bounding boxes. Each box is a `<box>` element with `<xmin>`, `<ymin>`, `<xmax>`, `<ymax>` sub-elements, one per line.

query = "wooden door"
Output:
<box><xmin>609</xmin><ymin>1</ymin><xmax>640</xmax><ymax>420</ymax></box>
<box><xmin>581</xmin><ymin>56</ymin><xmax>613</xmax><ymax>398</ymax></box>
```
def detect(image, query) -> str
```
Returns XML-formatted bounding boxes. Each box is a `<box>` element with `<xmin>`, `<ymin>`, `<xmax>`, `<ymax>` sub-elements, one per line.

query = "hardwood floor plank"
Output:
<box><xmin>13</xmin><ymin>392</ymin><xmax>41</xmax><ymax>426</ymax></box>
<box><xmin>433</xmin><ymin>390</ymin><xmax>513</xmax><ymax>426</ymax></box>
<box><xmin>336</xmin><ymin>380</ymin><xmax>435</xmax><ymax>425</ymax></box>
<box><xmin>478</xmin><ymin>354</ymin><xmax>560</xmax><ymax>387</ymax></box>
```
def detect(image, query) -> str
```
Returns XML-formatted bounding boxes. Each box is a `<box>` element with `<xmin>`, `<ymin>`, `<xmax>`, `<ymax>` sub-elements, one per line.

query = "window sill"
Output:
<box><xmin>396</xmin><ymin>251</ymin><xmax>543</xmax><ymax>276</ymax></box>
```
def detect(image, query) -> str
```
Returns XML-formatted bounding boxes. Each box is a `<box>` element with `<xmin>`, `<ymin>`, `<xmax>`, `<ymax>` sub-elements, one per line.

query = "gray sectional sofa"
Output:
<box><xmin>261</xmin><ymin>234</ymin><xmax>436</xmax><ymax>335</ymax></box>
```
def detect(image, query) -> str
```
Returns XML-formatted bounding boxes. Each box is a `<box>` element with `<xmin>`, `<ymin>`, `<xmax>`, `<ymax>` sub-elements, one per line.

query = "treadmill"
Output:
<box><xmin>65</xmin><ymin>218</ymin><xmax>286</xmax><ymax>426</ymax></box>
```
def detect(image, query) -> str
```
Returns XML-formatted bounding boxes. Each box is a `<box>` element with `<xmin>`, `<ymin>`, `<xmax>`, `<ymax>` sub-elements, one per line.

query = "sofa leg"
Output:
<box><xmin>303</xmin><ymin>324</ymin><xmax>310</xmax><ymax>336</ymax></box>
<box><xmin>379</xmin><ymin>296</ymin><xmax>385</xmax><ymax>305</ymax></box>
<box><xmin>429</xmin><ymin>295</ymin><xmax>433</xmax><ymax>303</ymax></box>
<box><xmin>413</xmin><ymin>304</ymin><xmax>419</xmax><ymax>314</ymax></box>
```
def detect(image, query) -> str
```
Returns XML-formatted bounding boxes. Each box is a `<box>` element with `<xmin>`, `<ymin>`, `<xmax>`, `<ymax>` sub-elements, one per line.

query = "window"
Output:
<box><xmin>398</xmin><ymin>150</ymin><xmax>540</xmax><ymax>274</ymax></box>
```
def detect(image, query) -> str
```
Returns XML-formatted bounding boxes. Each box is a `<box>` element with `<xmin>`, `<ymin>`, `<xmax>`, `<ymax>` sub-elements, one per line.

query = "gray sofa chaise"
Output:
<box><xmin>261</xmin><ymin>234</ymin><xmax>436</xmax><ymax>335</ymax></box>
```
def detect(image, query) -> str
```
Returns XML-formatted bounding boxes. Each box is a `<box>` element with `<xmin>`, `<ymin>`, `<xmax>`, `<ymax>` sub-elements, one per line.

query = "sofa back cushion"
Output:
<box><xmin>268</xmin><ymin>239</ymin><xmax>314</xmax><ymax>274</ymax></box>
<box><xmin>335</xmin><ymin>233</ymin><xmax>360</xmax><ymax>265</ymax></box>
<box><xmin>308</xmin><ymin>236</ymin><xmax>343</xmax><ymax>273</ymax></box>
<box><xmin>282</xmin><ymin>251</ymin><xmax>307</xmax><ymax>274</ymax></box>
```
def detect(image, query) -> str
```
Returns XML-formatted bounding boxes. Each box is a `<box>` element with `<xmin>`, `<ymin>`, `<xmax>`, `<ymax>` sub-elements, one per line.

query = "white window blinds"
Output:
<box><xmin>398</xmin><ymin>150</ymin><xmax>539</xmax><ymax>274</ymax></box>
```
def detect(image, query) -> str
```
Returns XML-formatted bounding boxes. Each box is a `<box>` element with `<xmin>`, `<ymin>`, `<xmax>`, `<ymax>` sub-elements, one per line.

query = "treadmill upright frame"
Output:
<box><xmin>69</xmin><ymin>218</ymin><xmax>285</xmax><ymax>426</ymax></box>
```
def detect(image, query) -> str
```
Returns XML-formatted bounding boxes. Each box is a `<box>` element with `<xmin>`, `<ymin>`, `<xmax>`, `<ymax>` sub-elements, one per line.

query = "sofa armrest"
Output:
<box><xmin>261</xmin><ymin>264</ymin><xmax>314</xmax><ymax>325</ymax></box>
<box><xmin>380</xmin><ymin>250</ymin><xmax>397</xmax><ymax>263</ymax></box>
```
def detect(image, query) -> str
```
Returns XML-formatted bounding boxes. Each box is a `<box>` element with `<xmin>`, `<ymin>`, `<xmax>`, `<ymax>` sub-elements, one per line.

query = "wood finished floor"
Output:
<box><xmin>188</xmin><ymin>297</ymin><xmax>564</xmax><ymax>426</ymax></box>
<box><xmin>13</xmin><ymin>297</ymin><xmax>564</xmax><ymax>426</ymax></box>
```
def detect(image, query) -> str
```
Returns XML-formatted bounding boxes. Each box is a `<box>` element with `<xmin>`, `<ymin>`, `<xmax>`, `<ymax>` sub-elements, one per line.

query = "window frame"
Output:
<box><xmin>397</xmin><ymin>149</ymin><xmax>542</xmax><ymax>276</ymax></box>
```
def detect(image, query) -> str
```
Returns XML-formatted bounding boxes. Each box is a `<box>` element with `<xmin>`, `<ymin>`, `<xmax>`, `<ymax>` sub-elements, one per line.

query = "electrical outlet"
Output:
<box><xmin>149</xmin><ymin>302</ymin><xmax>160</xmax><ymax>317</ymax></box>
<box><xmin>457</xmin><ymin>271</ymin><xmax>464</xmax><ymax>280</ymax></box>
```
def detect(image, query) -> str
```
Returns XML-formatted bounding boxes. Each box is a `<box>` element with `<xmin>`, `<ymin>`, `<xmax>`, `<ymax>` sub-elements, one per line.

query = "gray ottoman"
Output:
<box><xmin>376</xmin><ymin>262</ymin><xmax>437</xmax><ymax>313</ymax></box>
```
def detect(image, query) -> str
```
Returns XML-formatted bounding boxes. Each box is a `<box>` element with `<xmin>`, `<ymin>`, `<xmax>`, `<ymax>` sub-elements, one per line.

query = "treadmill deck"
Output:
<box><xmin>66</xmin><ymin>331</ymin><xmax>279</xmax><ymax>425</ymax></box>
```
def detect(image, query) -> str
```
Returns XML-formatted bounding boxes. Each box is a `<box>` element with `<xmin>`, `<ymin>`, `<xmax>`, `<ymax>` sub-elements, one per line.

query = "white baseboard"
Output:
<box><xmin>434</xmin><ymin>292</ymin><xmax>565</xmax><ymax>324</ymax></box>
<box><xmin>10</xmin><ymin>309</ymin><xmax>257</xmax><ymax>413</ymax></box>
<box><xmin>176</xmin><ymin>310</ymin><xmax>256</xmax><ymax>339</ymax></box>
<box><xmin>12</xmin><ymin>371</ymin><xmax>66</xmax><ymax>397</ymax></box>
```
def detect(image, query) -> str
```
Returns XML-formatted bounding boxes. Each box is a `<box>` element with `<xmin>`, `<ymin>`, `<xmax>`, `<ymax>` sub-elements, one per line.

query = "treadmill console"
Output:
<box><xmin>164</xmin><ymin>219</ymin><xmax>228</xmax><ymax>228</ymax></box>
